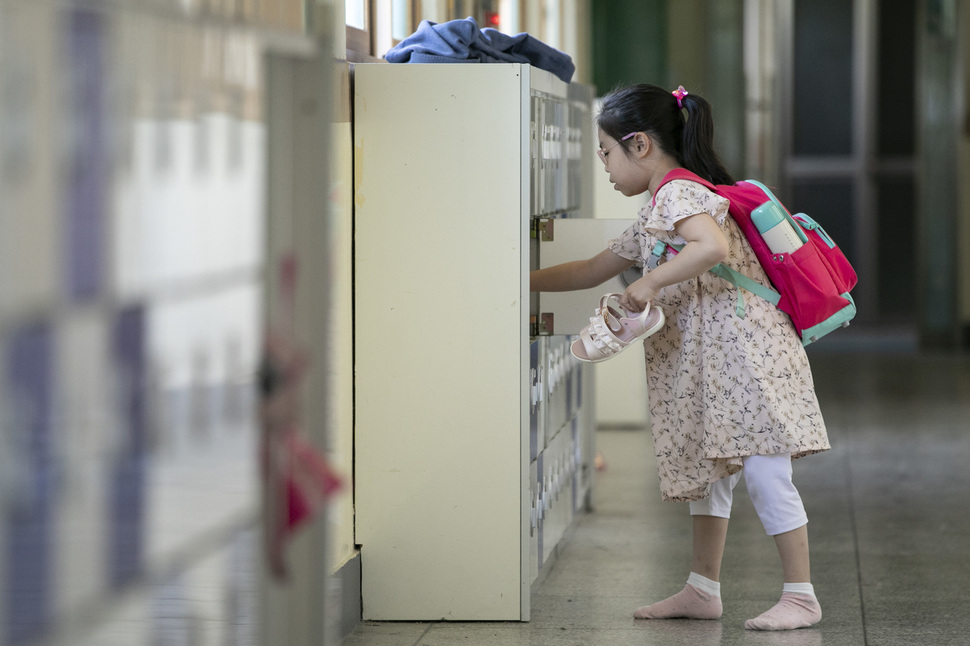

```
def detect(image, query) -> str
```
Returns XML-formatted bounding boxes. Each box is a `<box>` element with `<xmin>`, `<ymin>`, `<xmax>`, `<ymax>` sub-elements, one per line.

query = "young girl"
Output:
<box><xmin>531</xmin><ymin>84</ymin><xmax>830</xmax><ymax>631</ymax></box>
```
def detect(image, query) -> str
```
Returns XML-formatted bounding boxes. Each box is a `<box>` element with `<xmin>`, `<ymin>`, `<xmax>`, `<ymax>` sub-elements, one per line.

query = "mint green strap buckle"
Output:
<box><xmin>646</xmin><ymin>241</ymin><xmax>667</xmax><ymax>270</ymax></box>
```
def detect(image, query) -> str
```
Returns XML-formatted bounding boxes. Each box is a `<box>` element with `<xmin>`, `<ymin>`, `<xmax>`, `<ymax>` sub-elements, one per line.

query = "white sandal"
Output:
<box><xmin>570</xmin><ymin>294</ymin><xmax>665</xmax><ymax>363</ymax></box>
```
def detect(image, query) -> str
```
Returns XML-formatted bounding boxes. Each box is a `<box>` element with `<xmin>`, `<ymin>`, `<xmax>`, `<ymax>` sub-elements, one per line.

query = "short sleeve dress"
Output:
<box><xmin>609</xmin><ymin>179</ymin><xmax>830</xmax><ymax>502</ymax></box>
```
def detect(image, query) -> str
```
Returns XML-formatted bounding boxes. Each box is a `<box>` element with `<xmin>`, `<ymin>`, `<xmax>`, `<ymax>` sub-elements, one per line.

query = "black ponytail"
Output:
<box><xmin>597</xmin><ymin>84</ymin><xmax>735</xmax><ymax>186</ymax></box>
<box><xmin>679</xmin><ymin>93</ymin><xmax>734</xmax><ymax>186</ymax></box>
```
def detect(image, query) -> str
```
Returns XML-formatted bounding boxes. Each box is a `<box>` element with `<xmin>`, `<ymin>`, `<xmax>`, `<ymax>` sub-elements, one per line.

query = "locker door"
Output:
<box><xmin>534</xmin><ymin>218</ymin><xmax>642</xmax><ymax>336</ymax></box>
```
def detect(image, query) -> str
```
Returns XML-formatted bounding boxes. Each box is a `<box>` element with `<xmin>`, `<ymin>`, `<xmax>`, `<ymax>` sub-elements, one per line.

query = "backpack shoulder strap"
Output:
<box><xmin>651</xmin><ymin>242</ymin><xmax>780</xmax><ymax>317</ymax></box>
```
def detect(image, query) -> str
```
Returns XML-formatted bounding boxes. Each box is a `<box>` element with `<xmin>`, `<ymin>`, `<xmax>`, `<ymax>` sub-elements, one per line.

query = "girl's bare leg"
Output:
<box><xmin>691</xmin><ymin>515</ymin><xmax>730</xmax><ymax>581</ymax></box>
<box><xmin>774</xmin><ymin>524</ymin><xmax>811</xmax><ymax>583</ymax></box>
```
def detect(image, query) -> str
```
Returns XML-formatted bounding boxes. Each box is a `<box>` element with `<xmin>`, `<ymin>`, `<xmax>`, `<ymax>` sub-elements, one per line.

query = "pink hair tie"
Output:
<box><xmin>672</xmin><ymin>85</ymin><xmax>688</xmax><ymax>108</ymax></box>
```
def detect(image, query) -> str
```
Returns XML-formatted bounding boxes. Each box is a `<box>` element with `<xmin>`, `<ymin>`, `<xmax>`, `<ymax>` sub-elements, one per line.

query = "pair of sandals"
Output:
<box><xmin>570</xmin><ymin>294</ymin><xmax>665</xmax><ymax>363</ymax></box>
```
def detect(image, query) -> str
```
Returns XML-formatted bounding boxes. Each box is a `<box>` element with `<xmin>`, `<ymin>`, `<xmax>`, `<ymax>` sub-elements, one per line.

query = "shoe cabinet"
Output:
<box><xmin>354</xmin><ymin>63</ymin><xmax>619</xmax><ymax>620</ymax></box>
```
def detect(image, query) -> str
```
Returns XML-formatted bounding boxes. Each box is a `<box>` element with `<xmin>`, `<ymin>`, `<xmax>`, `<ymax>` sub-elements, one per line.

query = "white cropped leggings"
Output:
<box><xmin>688</xmin><ymin>454</ymin><xmax>808</xmax><ymax>536</ymax></box>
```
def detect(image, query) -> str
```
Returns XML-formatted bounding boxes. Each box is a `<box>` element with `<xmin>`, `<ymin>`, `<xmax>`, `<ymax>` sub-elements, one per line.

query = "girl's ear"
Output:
<box><xmin>632</xmin><ymin>132</ymin><xmax>652</xmax><ymax>158</ymax></box>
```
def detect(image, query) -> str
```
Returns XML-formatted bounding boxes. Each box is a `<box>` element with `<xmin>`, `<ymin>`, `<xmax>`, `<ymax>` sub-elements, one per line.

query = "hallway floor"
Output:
<box><xmin>342</xmin><ymin>352</ymin><xmax>970</xmax><ymax>645</ymax></box>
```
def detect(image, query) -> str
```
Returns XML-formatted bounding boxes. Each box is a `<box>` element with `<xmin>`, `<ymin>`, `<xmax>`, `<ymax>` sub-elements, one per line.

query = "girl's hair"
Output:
<box><xmin>596</xmin><ymin>84</ymin><xmax>735</xmax><ymax>186</ymax></box>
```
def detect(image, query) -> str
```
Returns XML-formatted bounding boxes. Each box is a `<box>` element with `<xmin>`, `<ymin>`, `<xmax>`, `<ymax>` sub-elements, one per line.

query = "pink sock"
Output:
<box><xmin>633</xmin><ymin>584</ymin><xmax>722</xmax><ymax>620</ymax></box>
<box><xmin>745</xmin><ymin>592</ymin><xmax>822</xmax><ymax>630</ymax></box>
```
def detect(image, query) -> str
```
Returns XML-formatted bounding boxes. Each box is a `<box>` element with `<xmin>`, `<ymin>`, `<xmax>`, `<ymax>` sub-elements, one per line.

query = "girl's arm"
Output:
<box><xmin>530</xmin><ymin>248</ymin><xmax>635</xmax><ymax>292</ymax></box>
<box><xmin>619</xmin><ymin>212</ymin><xmax>729</xmax><ymax>312</ymax></box>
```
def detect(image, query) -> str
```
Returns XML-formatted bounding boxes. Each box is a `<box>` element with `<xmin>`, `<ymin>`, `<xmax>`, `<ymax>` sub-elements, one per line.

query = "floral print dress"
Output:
<box><xmin>609</xmin><ymin>179</ymin><xmax>830</xmax><ymax>502</ymax></box>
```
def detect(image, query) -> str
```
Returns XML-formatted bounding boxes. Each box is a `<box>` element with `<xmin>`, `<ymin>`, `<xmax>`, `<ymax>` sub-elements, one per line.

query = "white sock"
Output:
<box><xmin>783</xmin><ymin>582</ymin><xmax>815</xmax><ymax>597</ymax></box>
<box><xmin>687</xmin><ymin>572</ymin><xmax>721</xmax><ymax>597</ymax></box>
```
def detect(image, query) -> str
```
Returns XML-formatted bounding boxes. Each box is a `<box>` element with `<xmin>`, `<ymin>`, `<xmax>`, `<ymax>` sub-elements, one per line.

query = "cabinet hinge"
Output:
<box><xmin>535</xmin><ymin>218</ymin><xmax>554</xmax><ymax>242</ymax></box>
<box><xmin>538</xmin><ymin>313</ymin><xmax>554</xmax><ymax>335</ymax></box>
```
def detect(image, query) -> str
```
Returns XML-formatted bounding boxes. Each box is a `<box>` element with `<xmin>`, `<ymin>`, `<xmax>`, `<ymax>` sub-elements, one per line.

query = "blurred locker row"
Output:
<box><xmin>0</xmin><ymin>1</ymin><xmax>306</xmax><ymax>644</ymax></box>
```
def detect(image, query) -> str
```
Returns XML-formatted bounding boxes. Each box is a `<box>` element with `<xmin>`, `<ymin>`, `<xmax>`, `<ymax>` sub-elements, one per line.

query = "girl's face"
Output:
<box><xmin>597</xmin><ymin>128</ymin><xmax>650</xmax><ymax>197</ymax></box>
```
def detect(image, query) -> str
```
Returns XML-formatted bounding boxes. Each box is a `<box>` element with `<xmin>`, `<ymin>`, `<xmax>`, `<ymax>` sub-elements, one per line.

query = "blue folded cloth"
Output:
<box><xmin>385</xmin><ymin>17</ymin><xmax>575</xmax><ymax>84</ymax></box>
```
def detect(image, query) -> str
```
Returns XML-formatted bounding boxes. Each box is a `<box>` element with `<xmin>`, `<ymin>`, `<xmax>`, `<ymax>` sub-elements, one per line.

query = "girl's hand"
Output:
<box><xmin>620</xmin><ymin>277</ymin><xmax>659</xmax><ymax>313</ymax></box>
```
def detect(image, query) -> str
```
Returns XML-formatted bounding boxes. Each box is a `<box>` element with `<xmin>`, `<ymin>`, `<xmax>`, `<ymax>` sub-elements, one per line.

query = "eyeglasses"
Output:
<box><xmin>597</xmin><ymin>132</ymin><xmax>636</xmax><ymax>164</ymax></box>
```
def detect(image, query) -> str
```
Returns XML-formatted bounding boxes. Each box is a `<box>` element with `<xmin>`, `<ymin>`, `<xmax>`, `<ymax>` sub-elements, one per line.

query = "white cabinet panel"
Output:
<box><xmin>354</xmin><ymin>63</ymin><xmax>595</xmax><ymax>622</ymax></box>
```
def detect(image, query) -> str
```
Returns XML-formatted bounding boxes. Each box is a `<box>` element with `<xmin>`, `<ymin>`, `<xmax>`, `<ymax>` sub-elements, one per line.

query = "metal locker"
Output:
<box><xmin>354</xmin><ymin>62</ymin><xmax>596</xmax><ymax>622</ymax></box>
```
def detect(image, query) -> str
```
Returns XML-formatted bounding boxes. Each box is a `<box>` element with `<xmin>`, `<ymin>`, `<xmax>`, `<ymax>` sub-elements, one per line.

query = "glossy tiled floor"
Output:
<box><xmin>343</xmin><ymin>351</ymin><xmax>970</xmax><ymax>645</ymax></box>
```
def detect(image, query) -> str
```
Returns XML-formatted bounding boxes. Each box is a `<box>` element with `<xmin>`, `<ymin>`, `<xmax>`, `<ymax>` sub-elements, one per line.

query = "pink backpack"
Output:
<box><xmin>649</xmin><ymin>169</ymin><xmax>857</xmax><ymax>345</ymax></box>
